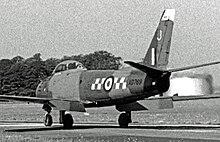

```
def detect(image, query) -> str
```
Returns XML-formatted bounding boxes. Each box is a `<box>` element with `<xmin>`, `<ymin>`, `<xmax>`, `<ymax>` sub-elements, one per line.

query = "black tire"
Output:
<box><xmin>118</xmin><ymin>113</ymin><xmax>129</xmax><ymax>128</ymax></box>
<box><xmin>44</xmin><ymin>114</ymin><xmax>53</xmax><ymax>126</ymax></box>
<box><xmin>63</xmin><ymin>114</ymin><xmax>74</xmax><ymax>129</ymax></box>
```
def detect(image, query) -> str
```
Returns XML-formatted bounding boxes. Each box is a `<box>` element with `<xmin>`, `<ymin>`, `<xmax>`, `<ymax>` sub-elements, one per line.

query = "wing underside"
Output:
<box><xmin>0</xmin><ymin>95</ymin><xmax>86</xmax><ymax>112</ymax></box>
<box><xmin>0</xmin><ymin>95</ymin><xmax>49</xmax><ymax>104</ymax></box>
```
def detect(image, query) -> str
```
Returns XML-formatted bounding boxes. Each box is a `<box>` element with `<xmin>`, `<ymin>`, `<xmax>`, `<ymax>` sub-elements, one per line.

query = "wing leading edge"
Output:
<box><xmin>0</xmin><ymin>95</ymin><xmax>49</xmax><ymax>104</ymax></box>
<box><xmin>0</xmin><ymin>95</ymin><xmax>86</xmax><ymax>112</ymax></box>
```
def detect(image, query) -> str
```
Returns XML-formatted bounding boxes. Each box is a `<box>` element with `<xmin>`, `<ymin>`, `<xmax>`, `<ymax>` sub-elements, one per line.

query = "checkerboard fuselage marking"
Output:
<box><xmin>91</xmin><ymin>77</ymin><xmax>127</xmax><ymax>90</ymax></box>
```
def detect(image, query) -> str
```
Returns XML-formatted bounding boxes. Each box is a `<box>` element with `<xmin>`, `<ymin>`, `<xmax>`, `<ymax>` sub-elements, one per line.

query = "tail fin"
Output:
<box><xmin>143</xmin><ymin>9</ymin><xmax>175</xmax><ymax>70</ymax></box>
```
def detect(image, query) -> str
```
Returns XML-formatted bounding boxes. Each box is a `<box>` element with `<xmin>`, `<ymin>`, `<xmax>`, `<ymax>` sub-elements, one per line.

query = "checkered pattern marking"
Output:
<box><xmin>91</xmin><ymin>77</ymin><xmax>127</xmax><ymax>90</ymax></box>
<box><xmin>114</xmin><ymin>77</ymin><xmax>126</xmax><ymax>89</ymax></box>
<box><xmin>91</xmin><ymin>78</ymin><xmax>106</xmax><ymax>90</ymax></box>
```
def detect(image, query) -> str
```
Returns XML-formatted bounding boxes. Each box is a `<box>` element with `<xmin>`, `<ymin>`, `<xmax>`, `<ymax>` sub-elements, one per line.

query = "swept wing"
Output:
<box><xmin>0</xmin><ymin>95</ymin><xmax>86</xmax><ymax>112</ymax></box>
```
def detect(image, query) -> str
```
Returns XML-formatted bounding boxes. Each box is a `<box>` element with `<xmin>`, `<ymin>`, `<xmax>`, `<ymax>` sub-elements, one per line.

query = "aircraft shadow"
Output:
<box><xmin>4</xmin><ymin>125</ymin><xmax>118</xmax><ymax>132</ymax></box>
<box><xmin>4</xmin><ymin>124</ymin><xmax>220</xmax><ymax>132</ymax></box>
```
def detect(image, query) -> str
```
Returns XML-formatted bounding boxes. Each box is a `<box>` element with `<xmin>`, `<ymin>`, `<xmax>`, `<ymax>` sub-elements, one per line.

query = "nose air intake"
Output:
<box><xmin>36</xmin><ymin>78</ymin><xmax>52</xmax><ymax>98</ymax></box>
<box><xmin>36</xmin><ymin>81</ymin><xmax>46</xmax><ymax>97</ymax></box>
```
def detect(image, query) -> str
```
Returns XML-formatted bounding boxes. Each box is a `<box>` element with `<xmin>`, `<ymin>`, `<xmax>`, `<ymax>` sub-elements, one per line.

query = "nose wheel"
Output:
<box><xmin>118</xmin><ymin>111</ymin><xmax>132</xmax><ymax>128</ymax></box>
<box><xmin>42</xmin><ymin>103</ymin><xmax>53</xmax><ymax>127</ymax></box>
<box><xmin>44</xmin><ymin>114</ymin><xmax>53</xmax><ymax>126</ymax></box>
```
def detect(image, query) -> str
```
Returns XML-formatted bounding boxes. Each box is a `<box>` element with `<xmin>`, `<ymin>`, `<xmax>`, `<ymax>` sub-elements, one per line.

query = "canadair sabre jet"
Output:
<box><xmin>1</xmin><ymin>9</ymin><xmax>220</xmax><ymax>128</ymax></box>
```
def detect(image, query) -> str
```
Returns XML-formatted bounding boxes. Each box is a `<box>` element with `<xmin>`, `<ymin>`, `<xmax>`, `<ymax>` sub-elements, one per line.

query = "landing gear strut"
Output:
<box><xmin>42</xmin><ymin>104</ymin><xmax>53</xmax><ymax>126</ymax></box>
<box><xmin>118</xmin><ymin>111</ymin><xmax>132</xmax><ymax>128</ymax></box>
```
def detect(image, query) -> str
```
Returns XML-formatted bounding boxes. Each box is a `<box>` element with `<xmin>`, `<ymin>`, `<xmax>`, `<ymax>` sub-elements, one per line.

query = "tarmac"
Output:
<box><xmin>2</xmin><ymin>122</ymin><xmax>220</xmax><ymax>141</ymax></box>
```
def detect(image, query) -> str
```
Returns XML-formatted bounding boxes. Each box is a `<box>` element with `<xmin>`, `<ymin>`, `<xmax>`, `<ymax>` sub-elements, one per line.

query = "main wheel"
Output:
<box><xmin>63</xmin><ymin>113</ymin><xmax>74</xmax><ymax>129</ymax></box>
<box><xmin>118</xmin><ymin>113</ymin><xmax>130</xmax><ymax>128</ymax></box>
<box><xmin>44</xmin><ymin>114</ymin><xmax>53</xmax><ymax>126</ymax></box>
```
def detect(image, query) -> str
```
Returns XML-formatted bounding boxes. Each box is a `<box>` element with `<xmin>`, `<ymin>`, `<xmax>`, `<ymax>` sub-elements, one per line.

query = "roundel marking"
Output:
<box><xmin>103</xmin><ymin>76</ymin><xmax>114</xmax><ymax>92</ymax></box>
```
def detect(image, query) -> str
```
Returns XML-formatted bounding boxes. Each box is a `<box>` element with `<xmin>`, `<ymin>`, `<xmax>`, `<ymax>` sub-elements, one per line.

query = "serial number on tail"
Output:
<box><xmin>128</xmin><ymin>79</ymin><xmax>143</xmax><ymax>85</ymax></box>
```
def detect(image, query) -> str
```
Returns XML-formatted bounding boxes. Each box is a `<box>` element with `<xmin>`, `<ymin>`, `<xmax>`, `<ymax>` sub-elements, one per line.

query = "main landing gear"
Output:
<box><xmin>59</xmin><ymin>110</ymin><xmax>74</xmax><ymax>129</ymax></box>
<box><xmin>42</xmin><ymin>104</ymin><xmax>74</xmax><ymax>128</ymax></box>
<box><xmin>118</xmin><ymin>111</ymin><xmax>132</xmax><ymax>128</ymax></box>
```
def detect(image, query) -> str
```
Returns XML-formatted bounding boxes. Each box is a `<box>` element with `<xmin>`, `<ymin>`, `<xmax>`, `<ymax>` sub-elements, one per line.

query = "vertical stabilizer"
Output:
<box><xmin>143</xmin><ymin>9</ymin><xmax>175</xmax><ymax>70</ymax></box>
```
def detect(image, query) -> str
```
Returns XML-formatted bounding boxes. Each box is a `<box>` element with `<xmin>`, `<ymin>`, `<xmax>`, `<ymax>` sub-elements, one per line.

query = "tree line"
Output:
<box><xmin>0</xmin><ymin>51</ymin><xmax>122</xmax><ymax>97</ymax></box>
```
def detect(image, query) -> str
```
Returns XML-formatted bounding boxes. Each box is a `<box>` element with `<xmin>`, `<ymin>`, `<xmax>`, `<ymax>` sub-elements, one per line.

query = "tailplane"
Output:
<box><xmin>143</xmin><ymin>9</ymin><xmax>175</xmax><ymax>70</ymax></box>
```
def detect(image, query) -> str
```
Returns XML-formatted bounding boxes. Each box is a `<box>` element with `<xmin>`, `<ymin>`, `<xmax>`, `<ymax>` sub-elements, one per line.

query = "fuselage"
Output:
<box><xmin>36</xmin><ymin>68</ymin><xmax>161</xmax><ymax>108</ymax></box>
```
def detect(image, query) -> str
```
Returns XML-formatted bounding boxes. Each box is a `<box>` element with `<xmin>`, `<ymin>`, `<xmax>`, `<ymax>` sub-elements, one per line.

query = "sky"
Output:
<box><xmin>0</xmin><ymin>0</ymin><xmax>220</xmax><ymax>85</ymax></box>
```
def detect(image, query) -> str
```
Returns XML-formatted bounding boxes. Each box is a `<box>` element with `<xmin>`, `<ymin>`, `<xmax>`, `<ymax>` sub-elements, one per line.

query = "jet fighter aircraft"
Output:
<box><xmin>1</xmin><ymin>9</ymin><xmax>220</xmax><ymax>128</ymax></box>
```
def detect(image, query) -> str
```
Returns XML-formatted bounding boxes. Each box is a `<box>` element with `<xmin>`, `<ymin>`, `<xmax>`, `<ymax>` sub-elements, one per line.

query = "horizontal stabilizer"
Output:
<box><xmin>124</xmin><ymin>61</ymin><xmax>167</xmax><ymax>77</ymax></box>
<box><xmin>168</xmin><ymin>61</ymin><xmax>220</xmax><ymax>72</ymax></box>
<box><xmin>147</xmin><ymin>94</ymin><xmax>220</xmax><ymax>102</ymax></box>
<box><xmin>125</xmin><ymin>61</ymin><xmax>220</xmax><ymax>76</ymax></box>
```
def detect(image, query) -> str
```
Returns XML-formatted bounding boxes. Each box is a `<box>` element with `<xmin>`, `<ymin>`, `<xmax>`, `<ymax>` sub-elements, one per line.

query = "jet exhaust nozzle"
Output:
<box><xmin>155</xmin><ymin>72</ymin><xmax>171</xmax><ymax>93</ymax></box>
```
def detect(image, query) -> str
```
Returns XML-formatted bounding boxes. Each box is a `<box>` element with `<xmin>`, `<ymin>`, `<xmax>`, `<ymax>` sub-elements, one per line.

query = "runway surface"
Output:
<box><xmin>1</xmin><ymin>122</ymin><xmax>220</xmax><ymax>141</ymax></box>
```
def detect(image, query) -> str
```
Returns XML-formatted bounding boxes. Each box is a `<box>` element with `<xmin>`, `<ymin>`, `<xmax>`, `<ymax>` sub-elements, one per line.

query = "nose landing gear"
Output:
<box><xmin>44</xmin><ymin>113</ymin><xmax>53</xmax><ymax>126</ymax></box>
<box><xmin>42</xmin><ymin>104</ymin><xmax>74</xmax><ymax>128</ymax></box>
<box><xmin>42</xmin><ymin>104</ymin><xmax>53</xmax><ymax>126</ymax></box>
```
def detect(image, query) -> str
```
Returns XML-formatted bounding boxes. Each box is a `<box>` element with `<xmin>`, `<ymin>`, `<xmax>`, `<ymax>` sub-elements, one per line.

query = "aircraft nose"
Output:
<box><xmin>36</xmin><ymin>78</ymin><xmax>51</xmax><ymax>98</ymax></box>
<box><xmin>36</xmin><ymin>81</ymin><xmax>46</xmax><ymax>97</ymax></box>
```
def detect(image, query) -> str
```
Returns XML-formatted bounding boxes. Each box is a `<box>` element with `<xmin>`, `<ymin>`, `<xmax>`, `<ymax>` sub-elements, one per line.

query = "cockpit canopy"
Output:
<box><xmin>52</xmin><ymin>60</ymin><xmax>87</xmax><ymax>74</ymax></box>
